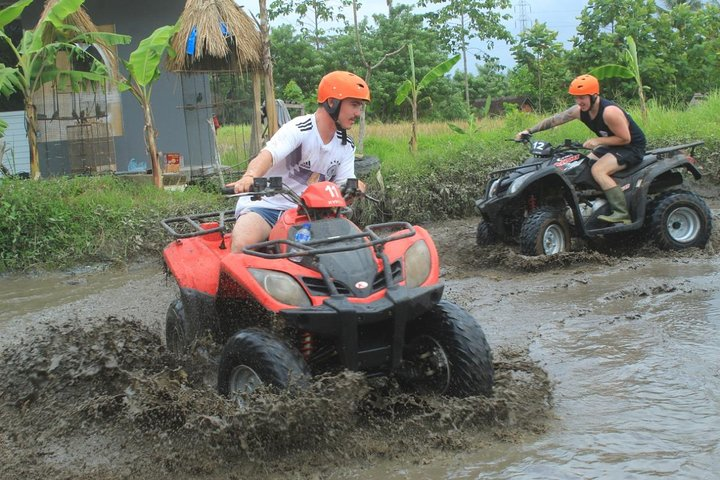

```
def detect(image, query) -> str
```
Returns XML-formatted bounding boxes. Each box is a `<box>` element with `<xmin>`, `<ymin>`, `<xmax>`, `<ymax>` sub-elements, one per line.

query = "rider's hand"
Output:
<box><xmin>515</xmin><ymin>129</ymin><xmax>531</xmax><ymax>141</ymax></box>
<box><xmin>229</xmin><ymin>175</ymin><xmax>254</xmax><ymax>194</ymax></box>
<box><xmin>583</xmin><ymin>138</ymin><xmax>601</xmax><ymax>150</ymax></box>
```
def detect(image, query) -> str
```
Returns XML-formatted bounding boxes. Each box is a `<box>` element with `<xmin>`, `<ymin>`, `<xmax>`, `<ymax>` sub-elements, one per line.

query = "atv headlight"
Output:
<box><xmin>249</xmin><ymin>269</ymin><xmax>311</xmax><ymax>307</ymax></box>
<box><xmin>509</xmin><ymin>172</ymin><xmax>532</xmax><ymax>194</ymax></box>
<box><xmin>404</xmin><ymin>240</ymin><xmax>431</xmax><ymax>288</ymax></box>
<box><xmin>487</xmin><ymin>179</ymin><xmax>500</xmax><ymax>198</ymax></box>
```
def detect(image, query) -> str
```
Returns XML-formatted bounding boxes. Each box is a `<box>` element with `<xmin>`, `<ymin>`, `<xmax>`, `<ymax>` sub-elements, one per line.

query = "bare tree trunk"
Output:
<box><xmin>251</xmin><ymin>71</ymin><xmax>263</xmax><ymax>156</ymax></box>
<box><xmin>143</xmin><ymin>102</ymin><xmax>162</xmax><ymax>189</ymax></box>
<box><xmin>25</xmin><ymin>101</ymin><xmax>40</xmax><ymax>180</ymax></box>
<box><xmin>410</xmin><ymin>90</ymin><xmax>418</xmax><ymax>154</ymax></box>
<box><xmin>461</xmin><ymin>15</ymin><xmax>470</xmax><ymax>107</ymax></box>
<box><xmin>259</xmin><ymin>0</ymin><xmax>277</xmax><ymax>138</ymax></box>
<box><xmin>352</xmin><ymin>0</ymin><xmax>404</xmax><ymax>156</ymax></box>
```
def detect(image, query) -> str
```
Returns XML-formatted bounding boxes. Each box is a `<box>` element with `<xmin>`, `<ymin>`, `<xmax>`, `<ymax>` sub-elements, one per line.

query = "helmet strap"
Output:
<box><xmin>322</xmin><ymin>99</ymin><xmax>348</xmax><ymax>145</ymax></box>
<box><xmin>590</xmin><ymin>94</ymin><xmax>598</xmax><ymax>108</ymax></box>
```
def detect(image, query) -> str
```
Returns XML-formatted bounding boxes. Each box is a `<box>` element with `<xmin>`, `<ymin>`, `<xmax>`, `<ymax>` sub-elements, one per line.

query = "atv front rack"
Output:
<box><xmin>160</xmin><ymin>209</ymin><xmax>236</xmax><ymax>239</ymax></box>
<box><xmin>242</xmin><ymin>221</ymin><xmax>417</xmax><ymax>260</ymax></box>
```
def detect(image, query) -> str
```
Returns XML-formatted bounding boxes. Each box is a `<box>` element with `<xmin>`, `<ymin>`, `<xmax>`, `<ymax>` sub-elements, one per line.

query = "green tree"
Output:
<box><xmin>117</xmin><ymin>24</ymin><xmax>178</xmax><ymax>189</ymax></box>
<box><xmin>394</xmin><ymin>44</ymin><xmax>460</xmax><ymax>153</ymax></box>
<box><xmin>269</xmin><ymin>24</ymin><xmax>326</xmax><ymax>98</ymax></box>
<box><xmin>324</xmin><ymin>4</ymin><xmax>449</xmax><ymax>121</ymax></box>
<box><xmin>269</xmin><ymin>0</ymin><xmax>351</xmax><ymax>50</ymax></box>
<box><xmin>657</xmin><ymin>0</ymin><xmax>705</xmax><ymax>9</ymax></box>
<box><xmin>590</xmin><ymin>36</ymin><xmax>648</xmax><ymax>121</ymax></box>
<box><xmin>510</xmin><ymin>21</ymin><xmax>569</xmax><ymax>111</ymax></box>
<box><xmin>418</xmin><ymin>0</ymin><xmax>512</xmax><ymax>107</ymax></box>
<box><xmin>0</xmin><ymin>0</ymin><xmax>129</xmax><ymax>180</ymax></box>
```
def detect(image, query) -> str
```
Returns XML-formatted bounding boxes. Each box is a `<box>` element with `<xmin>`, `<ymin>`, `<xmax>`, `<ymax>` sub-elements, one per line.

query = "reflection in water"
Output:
<box><xmin>463</xmin><ymin>259</ymin><xmax>720</xmax><ymax>479</ymax></box>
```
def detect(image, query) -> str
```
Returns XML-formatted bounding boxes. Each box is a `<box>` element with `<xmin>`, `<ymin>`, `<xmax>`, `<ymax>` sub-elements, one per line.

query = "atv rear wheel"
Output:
<box><xmin>166</xmin><ymin>299</ymin><xmax>192</xmax><ymax>353</ymax></box>
<box><xmin>217</xmin><ymin>328</ymin><xmax>311</xmax><ymax>401</ymax></box>
<box><xmin>647</xmin><ymin>190</ymin><xmax>711</xmax><ymax>250</ymax></box>
<box><xmin>476</xmin><ymin>221</ymin><xmax>496</xmax><ymax>246</ymax></box>
<box><xmin>401</xmin><ymin>301</ymin><xmax>493</xmax><ymax>397</ymax></box>
<box><xmin>520</xmin><ymin>206</ymin><xmax>570</xmax><ymax>256</ymax></box>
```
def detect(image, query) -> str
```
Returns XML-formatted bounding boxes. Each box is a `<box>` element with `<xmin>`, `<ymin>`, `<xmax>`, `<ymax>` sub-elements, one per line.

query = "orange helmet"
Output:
<box><xmin>317</xmin><ymin>71</ymin><xmax>371</xmax><ymax>103</ymax></box>
<box><xmin>568</xmin><ymin>74</ymin><xmax>600</xmax><ymax>96</ymax></box>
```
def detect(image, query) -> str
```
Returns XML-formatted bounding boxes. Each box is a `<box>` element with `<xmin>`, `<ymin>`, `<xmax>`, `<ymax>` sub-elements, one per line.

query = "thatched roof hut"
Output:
<box><xmin>168</xmin><ymin>0</ymin><xmax>262</xmax><ymax>73</ymax></box>
<box><xmin>169</xmin><ymin>0</ymin><xmax>277</xmax><ymax>156</ymax></box>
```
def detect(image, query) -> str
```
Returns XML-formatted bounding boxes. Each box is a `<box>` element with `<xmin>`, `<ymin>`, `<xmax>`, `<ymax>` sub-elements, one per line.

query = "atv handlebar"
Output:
<box><xmin>513</xmin><ymin>134</ymin><xmax>588</xmax><ymax>155</ymax></box>
<box><xmin>222</xmin><ymin>176</ymin><xmax>378</xmax><ymax>204</ymax></box>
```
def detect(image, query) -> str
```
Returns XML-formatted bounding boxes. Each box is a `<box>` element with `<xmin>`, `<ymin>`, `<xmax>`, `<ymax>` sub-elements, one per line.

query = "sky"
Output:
<box><xmin>240</xmin><ymin>0</ymin><xmax>590</xmax><ymax>70</ymax></box>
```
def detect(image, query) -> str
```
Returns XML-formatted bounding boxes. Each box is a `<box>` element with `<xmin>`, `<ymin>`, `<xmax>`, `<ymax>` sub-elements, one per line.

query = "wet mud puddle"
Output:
<box><xmin>0</xmin><ymin>265</ymin><xmax>551</xmax><ymax>480</ymax></box>
<box><xmin>1</xmin><ymin>253</ymin><xmax>719</xmax><ymax>479</ymax></box>
<box><xmin>425</xmin><ymin>255</ymin><xmax>720</xmax><ymax>479</ymax></box>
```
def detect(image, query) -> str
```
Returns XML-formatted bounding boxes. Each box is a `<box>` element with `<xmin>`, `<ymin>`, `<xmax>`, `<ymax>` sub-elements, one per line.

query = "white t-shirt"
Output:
<box><xmin>235</xmin><ymin>112</ymin><xmax>356</xmax><ymax>216</ymax></box>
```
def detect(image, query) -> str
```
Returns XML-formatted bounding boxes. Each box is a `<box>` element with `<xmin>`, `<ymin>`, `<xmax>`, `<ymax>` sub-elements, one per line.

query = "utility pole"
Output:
<box><xmin>515</xmin><ymin>0</ymin><xmax>531</xmax><ymax>32</ymax></box>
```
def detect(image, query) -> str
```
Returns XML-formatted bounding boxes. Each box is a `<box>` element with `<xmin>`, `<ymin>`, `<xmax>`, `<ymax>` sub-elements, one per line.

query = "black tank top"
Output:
<box><xmin>580</xmin><ymin>98</ymin><xmax>646</xmax><ymax>150</ymax></box>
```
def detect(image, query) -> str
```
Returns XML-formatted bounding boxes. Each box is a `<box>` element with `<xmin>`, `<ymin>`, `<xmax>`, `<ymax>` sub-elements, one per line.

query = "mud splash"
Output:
<box><xmin>0</xmin><ymin>318</ymin><xmax>552</xmax><ymax>479</ymax></box>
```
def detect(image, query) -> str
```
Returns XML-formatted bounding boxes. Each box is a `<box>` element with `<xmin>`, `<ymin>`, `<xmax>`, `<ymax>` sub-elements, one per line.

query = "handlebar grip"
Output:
<box><xmin>221</xmin><ymin>186</ymin><xmax>236</xmax><ymax>195</ymax></box>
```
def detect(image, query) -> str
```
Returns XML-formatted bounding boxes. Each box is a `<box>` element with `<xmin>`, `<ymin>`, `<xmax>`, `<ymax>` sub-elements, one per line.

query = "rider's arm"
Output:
<box><xmin>516</xmin><ymin>106</ymin><xmax>580</xmax><ymax>139</ymax></box>
<box><xmin>583</xmin><ymin>106</ymin><xmax>631</xmax><ymax>149</ymax></box>
<box><xmin>229</xmin><ymin>150</ymin><xmax>273</xmax><ymax>193</ymax></box>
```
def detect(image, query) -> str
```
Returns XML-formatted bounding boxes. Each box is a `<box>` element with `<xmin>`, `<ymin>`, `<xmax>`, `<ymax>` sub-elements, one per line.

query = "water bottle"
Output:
<box><xmin>290</xmin><ymin>223</ymin><xmax>312</xmax><ymax>262</ymax></box>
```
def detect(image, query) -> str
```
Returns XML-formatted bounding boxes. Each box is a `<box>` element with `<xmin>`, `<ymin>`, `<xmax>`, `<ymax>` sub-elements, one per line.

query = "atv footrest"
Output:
<box><xmin>357</xmin><ymin>346</ymin><xmax>392</xmax><ymax>369</ymax></box>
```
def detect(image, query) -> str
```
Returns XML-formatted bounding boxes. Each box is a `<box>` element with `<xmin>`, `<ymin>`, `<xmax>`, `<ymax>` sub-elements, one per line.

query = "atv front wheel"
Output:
<box><xmin>401</xmin><ymin>301</ymin><xmax>493</xmax><ymax>397</ymax></box>
<box><xmin>647</xmin><ymin>190</ymin><xmax>711</xmax><ymax>250</ymax></box>
<box><xmin>217</xmin><ymin>328</ymin><xmax>311</xmax><ymax>400</ymax></box>
<box><xmin>166</xmin><ymin>299</ymin><xmax>192</xmax><ymax>353</ymax></box>
<box><xmin>476</xmin><ymin>221</ymin><xmax>496</xmax><ymax>246</ymax></box>
<box><xmin>520</xmin><ymin>206</ymin><xmax>570</xmax><ymax>256</ymax></box>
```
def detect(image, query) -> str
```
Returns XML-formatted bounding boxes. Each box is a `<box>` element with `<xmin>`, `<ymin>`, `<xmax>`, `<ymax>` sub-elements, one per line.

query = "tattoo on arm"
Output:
<box><xmin>530</xmin><ymin>107</ymin><xmax>576</xmax><ymax>133</ymax></box>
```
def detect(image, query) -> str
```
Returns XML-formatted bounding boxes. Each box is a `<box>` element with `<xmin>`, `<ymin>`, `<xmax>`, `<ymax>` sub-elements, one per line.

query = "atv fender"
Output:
<box><xmin>627</xmin><ymin>155</ymin><xmax>703</xmax><ymax>221</ymax></box>
<box><xmin>163</xmin><ymin>231</ymin><xmax>232</xmax><ymax>297</ymax></box>
<box><xmin>480</xmin><ymin>168</ymin><xmax>582</xmax><ymax>229</ymax></box>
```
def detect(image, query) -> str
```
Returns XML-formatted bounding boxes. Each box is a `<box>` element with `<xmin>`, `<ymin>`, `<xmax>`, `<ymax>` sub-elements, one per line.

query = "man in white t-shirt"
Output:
<box><xmin>228</xmin><ymin>71</ymin><xmax>370</xmax><ymax>253</ymax></box>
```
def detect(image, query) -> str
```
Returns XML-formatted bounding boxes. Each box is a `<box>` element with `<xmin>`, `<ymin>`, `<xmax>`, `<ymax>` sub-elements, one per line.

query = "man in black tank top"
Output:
<box><xmin>516</xmin><ymin>74</ymin><xmax>647</xmax><ymax>225</ymax></box>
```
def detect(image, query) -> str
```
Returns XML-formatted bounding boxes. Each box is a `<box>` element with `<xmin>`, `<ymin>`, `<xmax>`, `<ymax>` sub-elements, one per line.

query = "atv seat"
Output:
<box><xmin>612</xmin><ymin>153</ymin><xmax>658</xmax><ymax>180</ymax></box>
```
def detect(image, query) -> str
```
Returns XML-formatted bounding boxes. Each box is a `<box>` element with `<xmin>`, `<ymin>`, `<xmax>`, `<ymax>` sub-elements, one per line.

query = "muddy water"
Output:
<box><xmin>425</xmin><ymin>257</ymin><xmax>720</xmax><ymax>479</ymax></box>
<box><xmin>1</xmin><ymin>245</ymin><xmax>719</xmax><ymax>479</ymax></box>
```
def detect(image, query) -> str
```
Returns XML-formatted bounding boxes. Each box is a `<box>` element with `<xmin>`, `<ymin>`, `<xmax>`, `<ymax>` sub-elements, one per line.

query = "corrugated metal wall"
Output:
<box><xmin>0</xmin><ymin>110</ymin><xmax>29</xmax><ymax>176</ymax></box>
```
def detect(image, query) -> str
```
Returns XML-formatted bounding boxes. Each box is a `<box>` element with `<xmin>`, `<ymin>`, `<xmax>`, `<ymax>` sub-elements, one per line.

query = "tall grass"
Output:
<box><xmin>0</xmin><ymin>176</ymin><xmax>224</xmax><ymax>271</ymax></box>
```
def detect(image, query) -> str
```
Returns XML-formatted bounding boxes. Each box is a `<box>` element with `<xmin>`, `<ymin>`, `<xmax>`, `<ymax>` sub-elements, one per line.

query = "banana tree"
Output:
<box><xmin>394</xmin><ymin>44</ymin><xmax>460</xmax><ymax>154</ymax></box>
<box><xmin>0</xmin><ymin>0</ymin><xmax>130</xmax><ymax>180</ymax></box>
<box><xmin>116</xmin><ymin>24</ymin><xmax>178</xmax><ymax>189</ymax></box>
<box><xmin>589</xmin><ymin>36</ymin><xmax>647</xmax><ymax>122</ymax></box>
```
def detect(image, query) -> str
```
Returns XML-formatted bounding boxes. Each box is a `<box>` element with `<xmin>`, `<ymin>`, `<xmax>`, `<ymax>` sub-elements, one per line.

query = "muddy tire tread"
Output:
<box><xmin>476</xmin><ymin>221</ymin><xmax>496</xmax><ymax>246</ymax></box>
<box><xmin>408</xmin><ymin>300</ymin><xmax>493</xmax><ymax>397</ymax></box>
<box><xmin>519</xmin><ymin>206</ymin><xmax>570</xmax><ymax>256</ymax></box>
<box><xmin>646</xmin><ymin>190</ymin><xmax>711</xmax><ymax>250</ymax></box>
<box><xmin>217</xmin><ymin>328</ymin><xmax>311</xmax><ymax>396</ymax></box>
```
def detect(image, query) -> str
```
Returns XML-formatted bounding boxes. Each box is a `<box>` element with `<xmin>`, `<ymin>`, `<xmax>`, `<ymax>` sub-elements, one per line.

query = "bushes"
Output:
<box><xmin>1</xmin><ymin>92</ymin><xmax>718</xmax><ymax>271</ymax></box>
<box><xmin>0</xmin><ymin>176</ymin><xmax>224</xmax><ymax>272</ymax></box>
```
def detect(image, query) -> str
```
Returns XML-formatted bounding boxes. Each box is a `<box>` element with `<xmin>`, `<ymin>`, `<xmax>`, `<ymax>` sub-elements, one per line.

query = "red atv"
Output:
<box><xmin>161</xmin><ymin>177</ymin><xmax>493</xmax><ymax>398</ymax></box>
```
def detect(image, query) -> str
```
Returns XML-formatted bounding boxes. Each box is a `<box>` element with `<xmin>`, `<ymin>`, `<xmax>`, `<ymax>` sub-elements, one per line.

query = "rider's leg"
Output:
<box><xmin>231</xmin><ymin>212</ymin><xmax>273</xmax><ymax>253</ymax></box>
<box><xmin>591</xmin><ymin>153</ymin><xmax>631</xmax><ymax>224</ymax></box>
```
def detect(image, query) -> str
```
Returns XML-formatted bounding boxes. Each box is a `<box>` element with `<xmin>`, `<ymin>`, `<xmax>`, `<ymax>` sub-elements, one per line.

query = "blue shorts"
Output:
<box><xmin>241</xmin><ymin>207</ymin><xmax>283</xmax><ymax>227</ymax></box>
